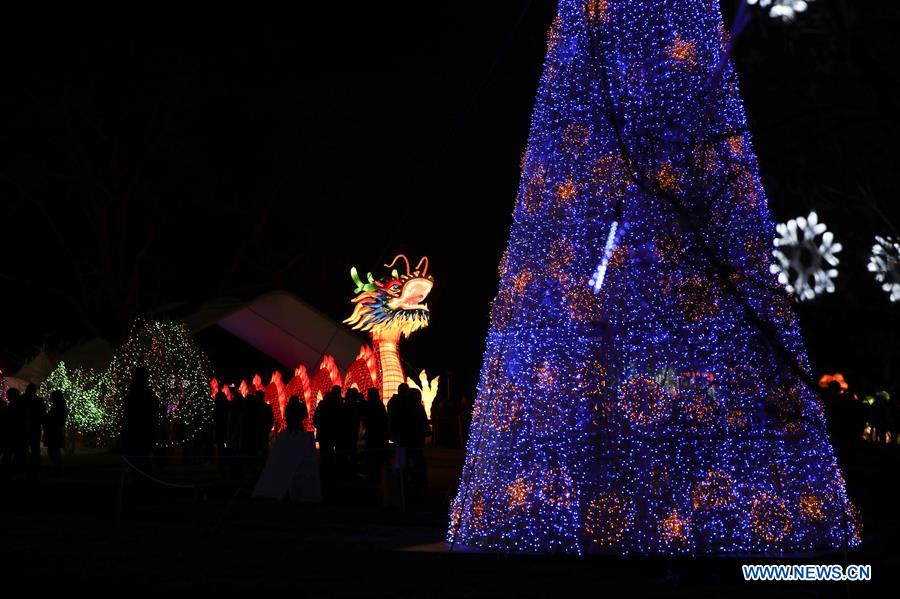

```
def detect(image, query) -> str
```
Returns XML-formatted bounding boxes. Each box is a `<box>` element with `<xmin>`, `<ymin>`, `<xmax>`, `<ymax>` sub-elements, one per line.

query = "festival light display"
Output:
<box><xmin>309</xmin><ymin>354</ymin><xmax>343</xmax><ymax>402</ymax></box>
<box><xmin>770</xmin><ymin>211</ymin><xmax>841</xmax><ymax>301</ymax></box>
<box><xmin>817</xmin><ymin>373</ymin><xmax>849</xmax><ymax>392</ymax></box>
<box><xmin>868</xmin><ymin>236</ymin><xmax>900</xmax><ymax>303</ymax></box>
<box><xmin>345</xmin><ymin>254</ymin><xmax>434</xmax><ymax>402</ymax></box>
<box><xmin>40</xmin><ymin>361</ymin><xmax>107</xmax><ymax>437</ymax></box>
<box><xmin>40</xmin><ymin>319</ymin><xmax>212</xmax><ymax>447</ymax></box>
<box><xmin>448</xmin><ymin>0</ymin><xmax>859</xmax><ymax>555</ymax></box>
<box><xmin>265</xmin><ymin>371</ymin><xmax>287</xmax><ymax>431</ymax></box>
<box><xmin>207</xmin><ymin>255</ymin><xmax>435</xmax><ymax>427</ymax></box>
<box><xmin>406</xmin><ymin>370</ymin><xmax>440</xmax><ymax>419</ymax></box>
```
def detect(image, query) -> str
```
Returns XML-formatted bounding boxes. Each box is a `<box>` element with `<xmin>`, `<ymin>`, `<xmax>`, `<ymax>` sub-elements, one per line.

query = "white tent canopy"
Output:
<box><xmin>189</xmin><ymin>291</ymin><xmax>364</xmax><ymax>370</ymax></box>
<box><xmin>15</xmin><ymin>290</ymin><xmax>365</xmax><ymax>384</ymax></box>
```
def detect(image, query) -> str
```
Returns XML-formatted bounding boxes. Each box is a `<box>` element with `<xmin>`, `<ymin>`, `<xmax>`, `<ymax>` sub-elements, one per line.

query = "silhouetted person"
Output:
<box><xmin>388</xmin><ymin>385</ymin><xmax>430</xmax><ymax>506</ymax></box>
<box><xmin>0</xmin><ymin>388</ymin><xmax>19</xmax><ymax>476</ymax></box>
<box><xmin>361</xmin><ymin>388</ymin><xmax>387</xmax><ymax>496</ymax></box>
<box><xmin>878</xmin><ymin>393</ymin><xmax>895</xmax><ymax>444</ymax></box>
<box><xmin>386</xmin><ymin>382</ymin><xmax>411</xmax><ymax>443</ymax></box>
<box><xmin>44</xmin><ymin>390</ymin><xmax>67</xmax><ymax>475</ymax></box>
<box><xmin>389</xmin><ymin>385</ymin><xmax>428</xmax><ymax>448</ymax></box>
<box><xmin>237</xmin><ymin>392</ymin><xmax>258</xmax><ymax>459</ymax></box>
<box><xmin>21</xmin><ymin>384</ymin><xmax>45</xmax><ymax>475</ymax></box>
<box><xmin>123</xmin><ymin>367</ymin><xmax>158</xmax><ymax>472</ymax></box>
<box><xmin>284</xmin><ymin>395</ymin><xmax>306</xmax><ymax>431</ymax></box>
<box><xmin>256</xmin><ymin>391</ymin><xmax>275</xmax><ymax>458</ymax></box>
<box><xmin>313</xmin><ymin>386</ymin><xmax>342</xmax><ymax>501</ymax></box>
<box><xmin>891</xmin><ymin>398</ymin><xmax>900</xmax><ymax>444</ymax></box>
<box><xmin>362</xmin><ymin>388</ymin><xmax>387</xmax><ymax>454</ymax></box>
<box><xmin>408</xmin><ymin>388</ymin><xmax>430</xmax><ymax>503</ymax></box>
<box><xmin>338</xmin><ymin>387</ymin><xmax>362</xmax><ymax>474</ymax></box>
<box><xmin>229</xmin><ymin>392</ymin><xmax>251</xmax><ymax>477</ymax></box>
<box><xmin>254</xmin><ymin>395</ymin><xmax>320</xmax><ymax>503</ymax></box>
<box><xmin>431</xmin><ymin>394</ymin><xmax>445</xmax><ymax>446</ymax></box>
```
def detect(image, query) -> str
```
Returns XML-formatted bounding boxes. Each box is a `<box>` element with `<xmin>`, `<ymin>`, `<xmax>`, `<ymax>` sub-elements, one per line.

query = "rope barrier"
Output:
<box><xmin>121</xmin><ymin>456</ymin><xmax>199</xmax><ymax>489</ymax></box>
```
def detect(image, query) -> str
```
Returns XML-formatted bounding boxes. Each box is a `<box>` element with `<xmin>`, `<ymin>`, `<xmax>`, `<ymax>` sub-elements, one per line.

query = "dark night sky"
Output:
<box><xmin>1</xmin><ymin>2</ymin><xmax>898</xmax><ymax>396</ymax></box>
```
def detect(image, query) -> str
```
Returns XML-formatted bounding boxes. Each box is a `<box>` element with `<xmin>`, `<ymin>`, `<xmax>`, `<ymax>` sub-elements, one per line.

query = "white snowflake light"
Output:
<box><xmin>746</xmin><ymin>0</ymin><xmax>813</xmax><ymax>23</ymax></box>
<box><xmin>868</xmin><ymin>236</ymin><xmax>900</xmax><ymax>302</ymax></box>
<box><xmin>770</xmin><ymin>211</ymin><xmax>841</xmax><ymax>301</ymax></box>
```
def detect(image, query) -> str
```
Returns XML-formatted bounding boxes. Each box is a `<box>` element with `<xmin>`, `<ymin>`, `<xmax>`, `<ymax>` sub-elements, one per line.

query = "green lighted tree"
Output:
<box><xmin>106</xmin><ymin>319</ymin><xmax>213</xmax><ymax>448</ymax></box>
<box><xmin>40</xmin><ymin>361</ymin><xmax>107</xmax><ymax>439</ymax></box>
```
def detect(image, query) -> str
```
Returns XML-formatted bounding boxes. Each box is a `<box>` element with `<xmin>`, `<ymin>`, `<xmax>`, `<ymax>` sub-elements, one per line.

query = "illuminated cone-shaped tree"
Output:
<box><xmin>449</xmin><ymin>0</ymin><xmax>859</xmax><ymax>555</ymax></box>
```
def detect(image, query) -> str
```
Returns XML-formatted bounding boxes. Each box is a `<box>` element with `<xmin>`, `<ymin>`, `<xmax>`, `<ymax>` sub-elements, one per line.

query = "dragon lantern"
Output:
<box><xmin>344</xmin><ymin>254</ymin><xmax>433</xmax><ymax>403</ymax></box>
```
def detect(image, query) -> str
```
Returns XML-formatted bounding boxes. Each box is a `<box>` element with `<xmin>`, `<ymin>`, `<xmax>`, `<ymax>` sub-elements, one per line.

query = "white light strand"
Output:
<box><xmin>589</xmin><ymin>220</ymin><xmax>620</xmax><ymax>294</ymax></box>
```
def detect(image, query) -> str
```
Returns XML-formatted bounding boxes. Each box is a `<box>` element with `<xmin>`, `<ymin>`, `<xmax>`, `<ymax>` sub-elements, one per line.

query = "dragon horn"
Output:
<box><xmin>415</xmin><ymin>256</ymin><xmax>429</xmax><ymax>276</ymax></box>
<box><xmin>350</xmin><ymin>267</ymin><xmax>378</xmax><ymax>292</ymax></box>
<box><xmin>385</xmin><ymin>254</ymin><xmax>411</xmax><ymax>276</ymax></box>
<box><xmin>350</xmin><ymin>267</ymin><xmax>365</xmax><ymax>292</ymax></box>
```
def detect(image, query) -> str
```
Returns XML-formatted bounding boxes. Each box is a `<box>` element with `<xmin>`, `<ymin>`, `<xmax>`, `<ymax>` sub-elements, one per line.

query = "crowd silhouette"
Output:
<box><xmin>2</xmin><ymin>364</ymin><xmax>895</xmax><ymax>504</ymax></box>
<box><xmin>0</xmin><ymin>365</ymin><xmax>462</xmax><ymax>508</ymax></box>
<box><xmin>0</xmin><ymin>384</ymin><xmax>68</xmax><ymax>478</ymax></box>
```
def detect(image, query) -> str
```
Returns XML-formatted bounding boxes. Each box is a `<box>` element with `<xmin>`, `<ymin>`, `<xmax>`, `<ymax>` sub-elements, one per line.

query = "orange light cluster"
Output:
<box><xmin>668</xmin><ymin>36</ymin><xmax>697</xmax><ymax>66</ymax></box>
<box><xmin>619</xmin><ymin>375</ymin><xmax>670</xmax><ymax>427</ymax></box>
<box><xmin>541</xmin><ymin>468</ymin><xmax>575</xmax><ymax>507</ymax></box>
<box><xmin>660</xmin><ymin>509</ymin><xmax>690</xmax><ymax>545</ymax></box>
<box><xmin>521</xmin><ymin>167</ymin><xmax>546</xmax><ymax>214</ymax></box>
<box><xmin>535</xmin><ymin>362</ymin><xmax>558</xmax><ymax>391</ymax></box>
<box><xmin>726</xmin><ymin>135</ymin><xmax>744</xmax><ymax>156</ymax></box>
<box><xmin>583</xmin><ymin>0</ymin><xmax>609</xmax><ymax>23</ymax></box>
<box><xmin>513</xmin><ymin>269</ymin><xmax>533</xmax><ymax>295</ymax></box>
<box><xmin>555</xmin><ymin>178</ymin><xmax>578</xmax><ymax>208</ymax></box>
<box><xmin>506</xmin><ymin>478</ymin><xmax>532</xmax><ymax>510</ymax></box>
<box><xmin>585</xmin><ymin>492</ymin><xmax>634</xmax><ymax>547</ymax></box>
<box><xmin>591</xmin><ymin>153</ymin><xmax>629</xmax><ymax>198</ymax></box>
<box><xmin>750</xmin><ymin>493</ymin><xmax>792</xmax><ymax>543</ymax></box>
<box><xmin>562</xmin><ymin>123</ymin><xmax>591</xmax><ymax>155</ymax></box>
<box><xmin>487</xmin><ymin>383</ymin><xmax>522</xmax><ymax>432</ymax></box>
<box><xmin>546</xmin><ymin>16</ymin><xmax>561</xmax><ymax>54</ymax></box>
<box><xmin>818</xmin><ymin>372</ymin><xmax>848</xmax><ymax>391</ymax></box>
<box><xmin>691</xmin><ymin>471</ymin><xmax>734</xmax><ymax>510</ymax></box>
<box><xmin>656</xmin><ymin>161</ymin><xmax>681</xmax><ymax>193</ymax></box>
<box><xmin>798</xmin><ymin>493</ymin><xmax>825</xmax><ymax>522</ymax></box>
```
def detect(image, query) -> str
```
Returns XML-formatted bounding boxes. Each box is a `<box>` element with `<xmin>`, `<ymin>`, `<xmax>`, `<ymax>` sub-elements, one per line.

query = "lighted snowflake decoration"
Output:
<box><xmin>868</xmin><ymin>236</ymin><xmax>900</xmax><ymax>302</ymax></box>
<box><xmin>746</xmin><ymin>0</ymin><xmax>814</xmax><ymax>23</ymax></box>
<box><xmin>770</xmin><ymin>211</ymin><xmax>841</xmax><ymax>301</ymax></box>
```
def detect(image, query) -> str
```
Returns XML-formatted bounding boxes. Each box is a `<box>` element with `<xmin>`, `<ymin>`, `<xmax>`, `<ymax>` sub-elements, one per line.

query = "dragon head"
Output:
<box><xmin>344</xmin><ymin>254</ymin><xmax>434</xmax><ymax>339</ymax></box>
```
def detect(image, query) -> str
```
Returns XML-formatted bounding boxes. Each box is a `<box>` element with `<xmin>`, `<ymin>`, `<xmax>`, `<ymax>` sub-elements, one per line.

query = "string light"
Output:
<box><xmin>40</xmin><ymin>361</ymin><xmax>106</xmax><ymax>436</ymax></box>
<box><xmin>41</xmin><ymin>319</ymin><xmax>212</xmax><ymax>447</ymax></box>
<box><xmin>449</xmin><ymin>0</ymin><xmax>859</xmax><ymax>555</ymax></box>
